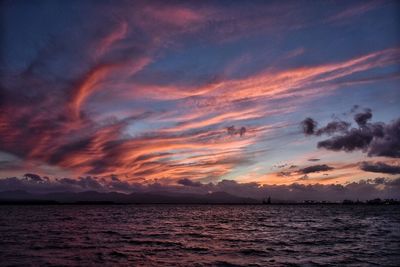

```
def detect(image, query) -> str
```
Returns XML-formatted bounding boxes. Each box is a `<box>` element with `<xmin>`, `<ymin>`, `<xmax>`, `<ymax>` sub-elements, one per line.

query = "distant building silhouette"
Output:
<box><xmin>262</xmin><ymin>196</ymin><xmax>271</xmax><ymax>204</ymax></box>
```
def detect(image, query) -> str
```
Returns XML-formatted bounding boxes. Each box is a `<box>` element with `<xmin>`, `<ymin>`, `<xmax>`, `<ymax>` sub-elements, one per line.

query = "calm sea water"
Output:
<box><xmin>0</xmin><ymin>205</ymin><xmax>399</xmax><ymax>266</ymax></box>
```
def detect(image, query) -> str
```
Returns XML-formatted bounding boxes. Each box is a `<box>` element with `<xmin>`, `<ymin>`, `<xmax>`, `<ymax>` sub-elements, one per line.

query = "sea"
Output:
<box><xmin>0</xmin><ymin>205</ymin><xmax>399</xmax><ymax>266</ymax></box>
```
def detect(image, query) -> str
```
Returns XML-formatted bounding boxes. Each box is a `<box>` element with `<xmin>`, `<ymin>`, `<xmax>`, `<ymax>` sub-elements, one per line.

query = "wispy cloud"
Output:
<box><xmin>0</xmin><ymin>0</ymin><xmax>399</xmax><ymax>188</ymax></box>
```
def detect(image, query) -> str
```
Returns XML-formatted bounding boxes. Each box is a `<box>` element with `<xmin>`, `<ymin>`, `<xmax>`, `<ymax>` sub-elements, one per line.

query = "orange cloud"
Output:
<box><xmin>96</xmin><ymin>21</ymin><xmax>128</xmax><ymax>58</ymax></box>
<box><xmin>68</xmin><ymin>64</ymin><xmax>117</xmax><ymax>120</ymax></box>
<box><xmin>111</xmin><ymin>48</ymin><xmax>399</xmax><ymax>106</ymax></box>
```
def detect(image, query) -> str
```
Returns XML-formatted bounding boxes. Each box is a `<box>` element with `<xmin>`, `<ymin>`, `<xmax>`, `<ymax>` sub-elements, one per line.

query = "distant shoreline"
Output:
<box><xmin>1</xmin><ymin>201</ymin><xmax>399</xmax><ymax>206</ymax></box>
<box><xmin>2</xmin><ymin>190</ymin><xmax>399</xmax><ymax>206</ymax></box>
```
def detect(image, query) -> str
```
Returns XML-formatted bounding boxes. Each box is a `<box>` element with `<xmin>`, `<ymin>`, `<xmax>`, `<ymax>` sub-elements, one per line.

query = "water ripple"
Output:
<box><xmin>0</xmin><ymin>205</ymin><xmax>399</xmax><ymax>266</ymax></box>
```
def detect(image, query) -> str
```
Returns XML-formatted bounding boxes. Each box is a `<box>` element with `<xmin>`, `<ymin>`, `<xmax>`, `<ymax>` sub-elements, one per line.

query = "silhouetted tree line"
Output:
<box><xmin>342</xmin><ymin>198</ymin><xmax>399</xmax><ymax>205</ymax></box>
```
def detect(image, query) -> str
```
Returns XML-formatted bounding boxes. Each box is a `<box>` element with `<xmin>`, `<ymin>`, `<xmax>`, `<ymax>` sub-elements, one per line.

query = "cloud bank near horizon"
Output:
<box><xmin>0</xmin><ymin>174</ymin><xmax>399</xmax><ymax>201</ymax></box>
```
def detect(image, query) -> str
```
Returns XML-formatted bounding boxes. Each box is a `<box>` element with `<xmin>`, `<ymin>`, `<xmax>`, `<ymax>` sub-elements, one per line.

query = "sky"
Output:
<box><xmin>0</xmin><ymin>0</ymin><xmax>399</xmax><ymax>198</ymax></box>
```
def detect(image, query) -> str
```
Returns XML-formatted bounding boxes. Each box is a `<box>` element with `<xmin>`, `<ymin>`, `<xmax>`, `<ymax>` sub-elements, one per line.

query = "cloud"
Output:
<box><xmin>350</xmin><ymin>105</ymin><xmax>360</xmax><ymax>113</ymax></box>
<box><xmin>95</xmin><ymin>21</ymin><xmax>128</xmax><ymax>58</ymax></box>
<box><xmin>327</xmin><ymin>1</ymin><xmax>383</xmax><ymax>24</ymax></box>
<box><xmin>299</xmin><ymin>164</ymin><xmax>334</xmax><ymax>174</ymax></box>
<box><xmin>308</xmin><ymin>158</ymin><xmax>320</xmax><ymax>162</ymax></box>
<box><xmin>57</xmin><ymin>176</ymin><xmax>104</xmax><ymax>191</ymax></box>
<box><xmin>302</xmin><ymin>108</ymin><xmax>400</xmax><ymax>158</ymax></box>
<box><xmin>360</xmin><ymin>162</ymin><xmax>400</xmax><ymax>175</ymax></box>
<box><xmin>354</xmin><ymin>108</ymin><xmax>372</xmax><ymax>126</ymax></box>
<box><xmin>1</xmin><ymin>175</ymin><xmax>399</xmax><ymax>201</ymax></box>
<box><xmin>1</xmin><ymin>0</ymin><xmax>399</xmax><ymax>185</ymax></box>
<box><xmin>297</xmin><ymin>174</ymin><xmax>309</xmax><ymax>181</ymax></box>
<box><xmin>368</xmin><ymin>119</ymin><xmax>400</xmax><ymax>158</ymax></box>
<box><xmin>300</xmin><ymin>115</ymin><xmax>357</xmax><ymax>137</ymax></box>
<box><xmin>68</xmin><ymin>64</ymin><xmax>118</xmax><ymax>120</ymax></box>
<box><xmin>177</xmin><ymin>178</ymin><xmax>203</xmax><ymax>187</ymax></box>
<box><xmin>301</xmin><ymin>118</ymin><xmax>317</xmax><ymax>135</ymax></box>
<box><xmin>226</xmin><ymin>125</ymin><xmax>247</xmax><ymax>137</ymax></box>
<box><xmin>315</xmin><ymin>121</ymin><xmax>351</xmax><ymax>135</ymax></box>
<box><xmin>318</xmin><ymin>120</ymin><xmax>398</xmax><ymax>157</ymax></box>
<box><xmin>23</xmin><ymin>173</ymin><xmax>44</xmax><ymax>182</ymax></box>
<box><xmin>277</xmin><ymin>171</ymin><xmax>292</xmax><ymax>177</ymax></box>
<box><xmin>371</xmin><ymin>177</ymin><xmax>386</xmax><ymax>184</ymax></box>
<box><xmin>317</xmin><ymin>127</ymin><xmax>376</xmax><ymax>152</ymax></box>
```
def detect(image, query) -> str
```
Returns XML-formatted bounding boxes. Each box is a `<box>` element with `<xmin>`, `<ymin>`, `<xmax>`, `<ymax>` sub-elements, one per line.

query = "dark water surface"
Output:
<box><xmin>0</xmin><ymin>205</ymin><xmax>399</xmax><ymax>266</ymax></box>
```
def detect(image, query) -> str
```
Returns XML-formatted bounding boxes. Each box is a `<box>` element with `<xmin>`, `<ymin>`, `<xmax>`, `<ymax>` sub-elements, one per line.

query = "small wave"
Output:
<box><xmin>212</xmin><ymin>261</ymin><xmax>247</xmax><ymax>267</ymax></box>
<box><xmin>184</xmin><ymin>246</ymin><xmax>208</xmax><ymax>252</ymax></box>
<box><xmin>239</xmin><ymin>248</ymin><xmax>268</xmax><ymax>256</ymax></box>
<box><xmin>109</xmin><ymin>251</ymin><xmax>128</xmax><ymax>258</ymax></box>
<box><xmin>101</xmin><ymin>230</ymin><xmax>120</xmax><ymax>235</ymax></box>
<box><xmin>176</xmin><ymin>232</ymin><xmax>211</xmax><ymax>238</ymax></box>
<box><xmin>128</xmin><ymin>239</ymin><xmax>182</xmax><ymax>247</ymax></box>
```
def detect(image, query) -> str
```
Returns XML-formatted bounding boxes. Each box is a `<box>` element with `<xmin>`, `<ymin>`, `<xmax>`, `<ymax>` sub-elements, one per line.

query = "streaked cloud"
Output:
<box><xmin>0</xmin><ymin>0</ymin><xmax>399</xmax><ymax>190</ymax></box>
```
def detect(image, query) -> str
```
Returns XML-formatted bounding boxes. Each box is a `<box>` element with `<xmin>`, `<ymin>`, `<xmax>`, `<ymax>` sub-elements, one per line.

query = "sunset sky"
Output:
<box><xmin>0</xmin><ymin>0</ymin><xmax>399</xmax><ymax>196</ymax></box>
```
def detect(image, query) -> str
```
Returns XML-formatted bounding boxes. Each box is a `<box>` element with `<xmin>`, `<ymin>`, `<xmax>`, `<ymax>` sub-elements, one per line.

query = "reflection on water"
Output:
<box><xmin>0</xmin><ymin>205</ymin><xmax>399</xmax><ymax>266</ymax></box>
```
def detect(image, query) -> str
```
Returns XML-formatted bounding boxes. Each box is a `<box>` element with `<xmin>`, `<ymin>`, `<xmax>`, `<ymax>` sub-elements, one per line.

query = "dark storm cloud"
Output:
<box><xmin>317</xmin><ymin>120</ymin><xmax>397</xmax><ymax>157</ymax></box>
<box><xmin>354</xmin><ymin>108</ymin><xmax>372</xmax><ymax>126</ymax></box>
<box><xmin>302</xmin><ymin>108</ymin><xmax>400</xmax><ymax>158</ymax></box>
<box><xmin>299</xmin><ymin>164</ymin><xmax>334</xmax><ymax>174</ymax></box>
<box><xmin>368</xmin><ymin>119</ymin><xmax>400</xmax><ymax>158</ymax></box>
<box><xmin>317</xmin><ymin>127</ymin><xmax>375</xmax><ymax>152</ymax></box>
<box><xmin>315</xmin><ymin>121</ymin><xmax>351</xmax><ymax>135</ymax></box>
<box><xmin>360</xmin><ymin>162</ymin><xmax>400</xmax><ymax>175</ymax></box>
<box><xmin>300</xmin><ymin>117</ymin><xmax>317</xmax><ymax>135</ymax></box>
<box><xmin>301</xmin><ymin>117</ymin><xmax>362</xmax><ymax>137</ymax></box>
